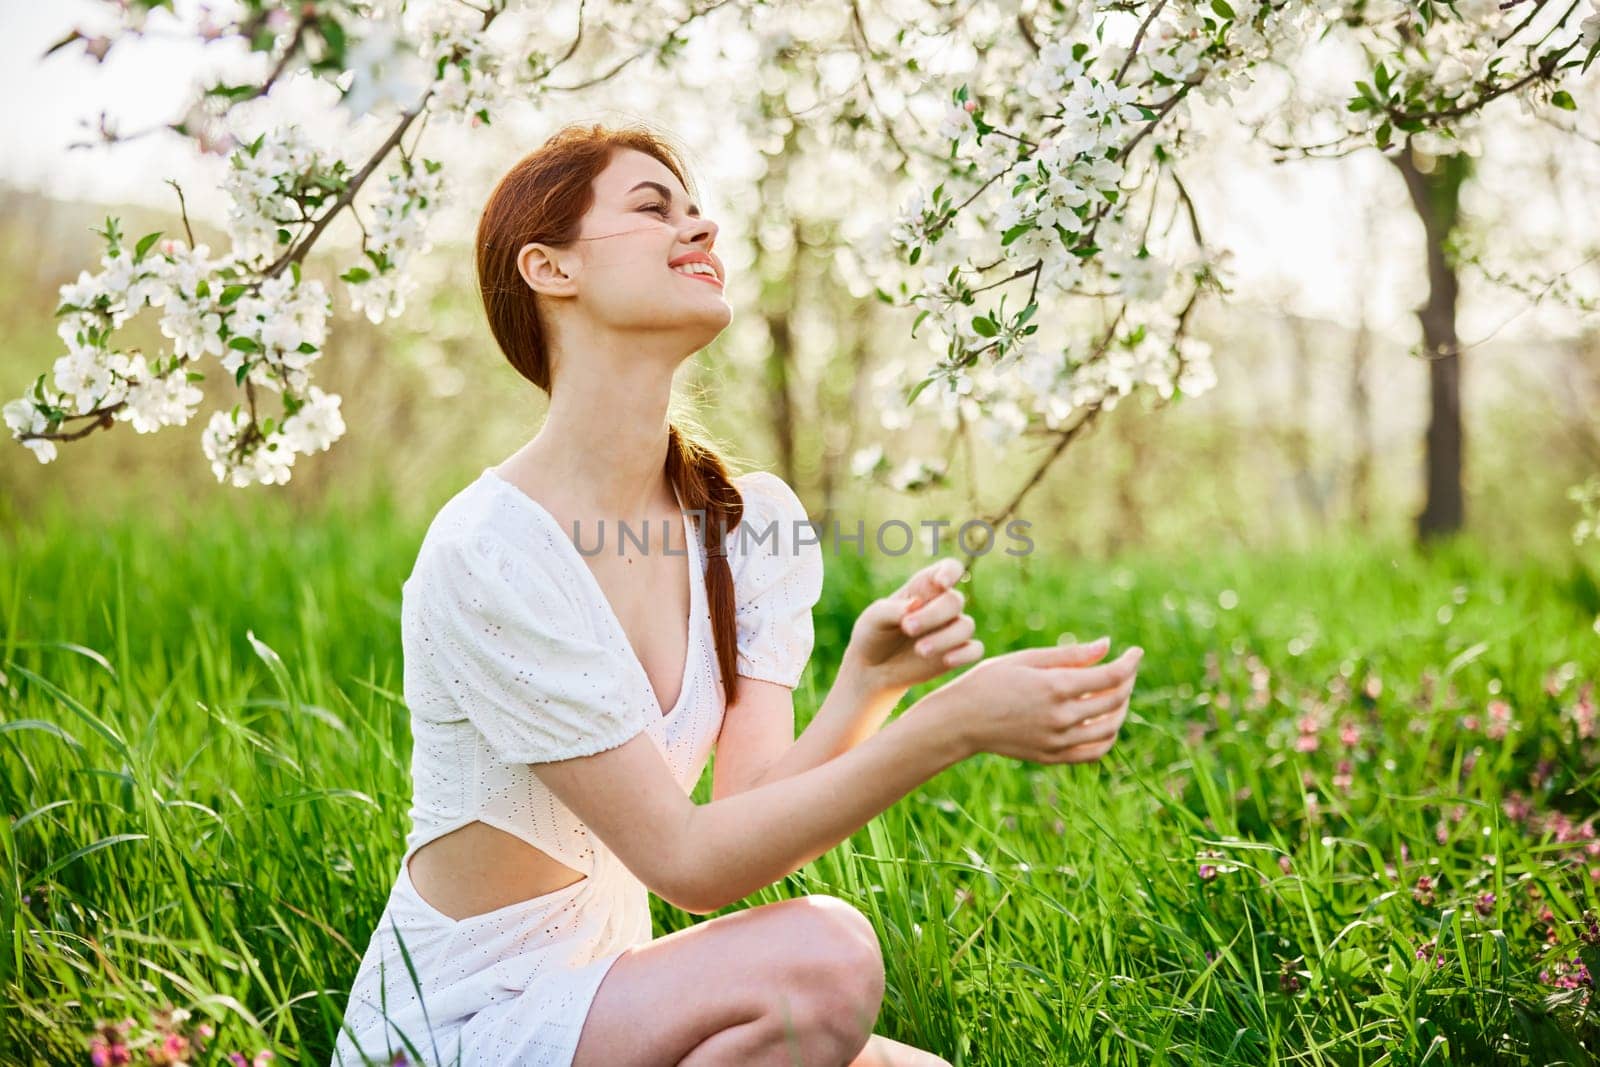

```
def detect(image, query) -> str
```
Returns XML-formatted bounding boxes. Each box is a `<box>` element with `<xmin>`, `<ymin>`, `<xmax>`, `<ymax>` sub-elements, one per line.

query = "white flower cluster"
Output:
<box><xmin>340</xmin><ymin>8</ymin><xmax>512</xmax><ymax>123</ymax></box>
<box><xmin>6</xmin><ymin>217</ymin><xmax>346</xmax><ymax>486</ymax></box>
<box><xmin>224</xmin><ymin>272</ymin><xmax>333</xmax><ymax>394</ymax></box>
<box><xmin>223</xmin><ymin>125</ymin><xmax>349</xmax><ymax>268</ymax></box>
<box><xmin>5</xmin><ymin>238</ymin><xmax>220</xmax><ymax>462</ymax></box>
<box><xmin>345</xmin><ymin>160</ymin><xmax>449</xmax><ymax>325</ymax></box>
<box><xmin>200</xmin><ymin>385</ymin><xmax>345</xmax><ymax>487</ymax></box>
<box><xmin>863</xmin><ymin>2</ymin><xmax>1304</xmax><ymax>483</ymax></box>
<box><xmin>340</xmin><ymin>20</ymin><xmax>431</xmax><ymax>117</ymax></box>
<box><xmin>415</xmin><ymin>7</ymin><xmax>510</xmax><ymax>123</ymax></box>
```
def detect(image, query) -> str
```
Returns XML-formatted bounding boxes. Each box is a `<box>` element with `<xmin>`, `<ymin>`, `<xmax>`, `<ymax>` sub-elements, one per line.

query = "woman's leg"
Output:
<box><xmin>849</xmin><ymin>1033</ymin><xmax>954</xmax><ymax>1066</ymax></box>
<box><xmin>570</xmin><ymin>893</ymin><xmax>944</xmax><ymax>1066</ymax></box>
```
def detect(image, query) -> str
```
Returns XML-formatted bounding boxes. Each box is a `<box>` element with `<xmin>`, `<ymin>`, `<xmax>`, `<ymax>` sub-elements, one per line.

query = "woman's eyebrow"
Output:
<box><xmin>627</xmin><ymin>180</ymin><xmax>700</xmax><ymax>216</ymax></box>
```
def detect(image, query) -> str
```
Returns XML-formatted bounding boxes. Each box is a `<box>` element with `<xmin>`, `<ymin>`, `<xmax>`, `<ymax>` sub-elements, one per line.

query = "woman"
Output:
<box><xmin>332</xmin><ymin>122</ymin><xmax>1144</xmax><ymax>1067</ymax></box>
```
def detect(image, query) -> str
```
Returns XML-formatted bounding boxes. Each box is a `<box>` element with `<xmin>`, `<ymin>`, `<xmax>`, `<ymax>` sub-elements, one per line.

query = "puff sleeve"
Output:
<box><xmin>727</xmin><ymin>471</ymin><xmax>826</xmax><ymax>688</ymax></box>
<box><xmin>402</xmin><ymin>531</ymin><xmax>654</xmax><ymax>764</ymax></box>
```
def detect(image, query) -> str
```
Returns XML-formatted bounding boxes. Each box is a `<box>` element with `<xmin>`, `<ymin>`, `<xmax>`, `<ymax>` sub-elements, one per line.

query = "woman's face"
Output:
<box><xmin>518</xmin><ymin>147</ymin><xmax>729</xmax><ymax>353</ymax></box>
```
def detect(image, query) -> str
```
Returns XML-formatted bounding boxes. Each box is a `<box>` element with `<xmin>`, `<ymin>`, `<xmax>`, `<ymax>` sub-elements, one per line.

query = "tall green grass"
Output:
<box><xmin>4</xmin><ymin>490</ymin><xmax>1600</xmax><ymax>1065</ymax></box>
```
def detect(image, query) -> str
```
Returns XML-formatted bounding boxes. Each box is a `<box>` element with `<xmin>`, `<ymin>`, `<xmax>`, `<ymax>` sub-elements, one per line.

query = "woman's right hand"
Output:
<box><xmin>927</xmin><ymin>637</ymin><xmax>1144</xmax><ymax>764</ymax></box>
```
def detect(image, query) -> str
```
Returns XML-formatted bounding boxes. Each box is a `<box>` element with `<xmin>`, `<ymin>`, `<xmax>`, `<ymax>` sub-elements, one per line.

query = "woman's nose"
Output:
<box><xmin>685</xmin><ymin>217</ymin><xmax>718</xmax><ymax>248</ymax></box>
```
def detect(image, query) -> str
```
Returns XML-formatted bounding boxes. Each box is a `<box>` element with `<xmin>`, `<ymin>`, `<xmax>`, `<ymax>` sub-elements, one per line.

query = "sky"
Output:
<box><xmin>1</xmin><ymin>0</ymin><xmax>1593</xmax><ymax>352</ymax></box>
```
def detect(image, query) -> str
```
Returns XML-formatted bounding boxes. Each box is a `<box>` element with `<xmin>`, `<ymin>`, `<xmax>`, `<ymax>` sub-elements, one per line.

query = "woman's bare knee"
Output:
<box><xmin>767</xmin><ymin>896</ymin><xmax>886</xmax><ymax>1059</ymax></box>
<box><xmin>573</xmin><ymin>894</ymin><xmax>883</xmax><ymax>1066</ymax></box>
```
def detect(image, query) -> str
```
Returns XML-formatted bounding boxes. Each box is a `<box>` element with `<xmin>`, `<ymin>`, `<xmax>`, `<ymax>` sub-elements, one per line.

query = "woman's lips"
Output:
<box><xmin>672</xmin><ymin>267</ymin><xmax>723</xmax><ymax>289</ymax></box>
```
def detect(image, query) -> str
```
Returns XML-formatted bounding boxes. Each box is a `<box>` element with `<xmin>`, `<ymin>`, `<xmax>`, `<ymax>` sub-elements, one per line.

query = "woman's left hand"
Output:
<box><xmin>844</xmin><ymin>557</ymin><xmax>983</xmax><ymax>694</ymax></box>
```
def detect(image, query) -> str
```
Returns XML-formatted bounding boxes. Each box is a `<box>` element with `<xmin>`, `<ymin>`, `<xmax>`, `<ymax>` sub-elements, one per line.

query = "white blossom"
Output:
<box><xmin>280</xmin><ymin>386</ymin><xmax>346</xmax><ymax>454</ymax></box>
<box><xmin>341</xmin><ymin>21</ymin><xmax>431</xmax><ymax>116</ymax></box>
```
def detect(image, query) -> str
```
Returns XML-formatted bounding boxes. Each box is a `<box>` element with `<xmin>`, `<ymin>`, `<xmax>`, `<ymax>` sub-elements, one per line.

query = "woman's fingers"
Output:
<box><xmin>911</xmin><ymin>613</ymin><xmax>975</xmax><ymax>659</ymax></box>
<box><xmin>901</xmin><ymin>587</ymin><xmax>965</xmax><ymax>637</ymax></box>
<box><xmin>943</xmin><ymin>639</ymin><xmax>984</xmax><ymax>668</ymax></box>
<box><xmin>1055</xmin><ymin>734</ymin><xmax>1120</xmax><ymax>764</ymax></box>
<box><xmin>896</xmin><ymin>557</ymin><xmax>965</xmax><ymax>608</ymax></box>
<box><xmin>1050</xmin><ymin>647</ymin><xmax>1143</xmax><ymax>700</ymax></box>
<box><xmin>1055</xmin><ymin>673</ymin><xmax>1136</xmax><ymax>728</ymax></box>
<box><xmin>1053</xmin><ymin>696</ymin><xmax>1129</xmax><ymax>748</ymax></box>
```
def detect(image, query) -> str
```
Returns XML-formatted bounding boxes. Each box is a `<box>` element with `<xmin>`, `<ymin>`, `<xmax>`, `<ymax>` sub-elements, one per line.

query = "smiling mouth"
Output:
<box><xmin>670</xmin><ymin>266</ymin><xmax>723</xmax><ymax>288</ymax></box>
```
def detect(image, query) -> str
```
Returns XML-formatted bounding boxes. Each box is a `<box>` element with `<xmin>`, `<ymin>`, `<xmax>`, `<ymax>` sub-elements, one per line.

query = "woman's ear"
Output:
<box><xmin>516</xmin><ymin>241</ymin><xmax>579</xmax><ymax>297</ymax></box>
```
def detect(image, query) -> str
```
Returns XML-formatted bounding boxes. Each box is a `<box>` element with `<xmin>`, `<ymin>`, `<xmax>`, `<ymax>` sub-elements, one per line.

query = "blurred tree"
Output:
<box><xmin>1392</xmin><ymin>143</ymin><xmax>1472</xmax><ymax>542</ymax></box>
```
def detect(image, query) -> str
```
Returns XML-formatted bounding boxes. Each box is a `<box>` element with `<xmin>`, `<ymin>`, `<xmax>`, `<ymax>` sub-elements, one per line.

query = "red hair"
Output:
<box><xmin>475</xmin><ymin>122</ymin><xmax>748</xmax><ymax>706</ymax></box>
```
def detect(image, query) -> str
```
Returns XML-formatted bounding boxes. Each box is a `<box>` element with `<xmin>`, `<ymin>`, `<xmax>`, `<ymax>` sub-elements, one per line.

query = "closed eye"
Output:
<box><xmin>642</xmin><ymin>202</ymin><xmax>671</xmax><ymax>217</ymax></box>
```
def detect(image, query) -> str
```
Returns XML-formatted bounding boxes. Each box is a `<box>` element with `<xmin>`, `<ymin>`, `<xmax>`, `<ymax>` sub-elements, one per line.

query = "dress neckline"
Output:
<box><xmin>478</xmin><ymin>465</ymin><xmax>701</xmax><ymax>721</ymax></box>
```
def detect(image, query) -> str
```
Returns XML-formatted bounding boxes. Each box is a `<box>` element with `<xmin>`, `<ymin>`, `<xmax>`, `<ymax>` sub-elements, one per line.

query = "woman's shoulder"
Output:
<box><xmin>405</xmin><ymin>470</ymin><xmax>564</xmax><ymax>596</ymax></box>
<box><xmin>724</xmin><ymin>469</ymin><xmax>823</xmax><ymax>586</ymax></box>
<box><xmin>731</xmin><ymin>469</ymin><xmax>808</xmax><ymax>524</ymax></box>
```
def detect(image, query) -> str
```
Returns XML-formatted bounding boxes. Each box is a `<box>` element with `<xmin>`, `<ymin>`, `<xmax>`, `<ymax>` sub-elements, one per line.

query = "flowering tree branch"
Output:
<box><xmin>6</xmin><ymin>0</ymin><xmax>735</xmax><ymax>485</ymax></box>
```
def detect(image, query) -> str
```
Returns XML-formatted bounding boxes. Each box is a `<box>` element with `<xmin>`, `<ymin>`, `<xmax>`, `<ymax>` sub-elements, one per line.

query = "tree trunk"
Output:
<box><xmin>1283</xmin><ymin>313</ymin><xmax>1327</xmax><ymax>530</ymax></box>
<box><xmin>1391</xmin><ymin>142</ymin><xmax>1471</xmax><ymax>543</ymax></box>
<box><xmin>1348</xmin><ymin>315</ymin><xmax>1374</xmax><ymax>530</ymax></box>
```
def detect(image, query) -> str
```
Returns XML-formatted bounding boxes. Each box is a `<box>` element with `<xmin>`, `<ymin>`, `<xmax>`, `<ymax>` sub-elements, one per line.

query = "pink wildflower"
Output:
<box><xmin>1333</xmin><ymin>760</ymin><xmax>1354</xmax><ymax>792</ymax></box>
<box><xmin>1485</xmin><ymin>700</ymin><xmax>1514</xmax><ymax>740</ymax></box>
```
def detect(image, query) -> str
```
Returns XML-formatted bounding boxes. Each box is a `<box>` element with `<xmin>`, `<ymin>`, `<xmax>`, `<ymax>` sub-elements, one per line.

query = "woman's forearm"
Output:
<box><xmin>742</xmin><ymin>654</ymin><xmax>909</xmax><ymax>793</ymax></box>
<box><xmin>678</xmin><ymin>686</ymin><xmax>970</xmax><ymax>913</ymax></box>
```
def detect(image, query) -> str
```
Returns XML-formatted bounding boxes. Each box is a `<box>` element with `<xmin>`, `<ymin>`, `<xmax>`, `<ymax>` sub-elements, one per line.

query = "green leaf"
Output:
<box><xmin>185</xmin><ymin>371</ymin><xmax>206</xmax><ymax>382</ymax></box>
<box><xmin>1347</xmin><ymin>96</ymin><xmax>1373</xmax><ymax>113</ymax></box>
<box><xmin>909</xmin><ymin>245</ymin><xmax>922</xmax><ymax>266</ymax></box>
<box><xmin>1000</xmin><ymin>223</ymin><xmax>1034</xmax><ymax>247</ymax></box>
<box><xmin>235</xmin><ymin>363</ymin><xmax>249</xmax><ymax>386</ymax></box>
<box><xmin>319</xmin><ymin>15</ymin><xmax>346</xmax><ymax>60</ymax></box>
<box><xmin>1212</xmin><ymin>0</ymin><xmax>1235</xmax><ymax>18</ymax></box>
<box><xmin>1375</xmin><ymin>63</ymin><xmax>1391</xmax><ymax>97</ymax></box>
<box><xmin>340</xmin><ymin>266</ymin><xmax>372</xmax><ymax>284</ymax></box>
<box><xmin>228</xmin><ymin>336</ymin><xmax>260</xmax><ymax>353</ymax></box>
<box><xmin>134</xmin><ymin>231</ymin><xmax>163</xmax><ymax>262</ymax></box>
<box><xmin>1376</xmin><ymin>122</ymin><xmax>1393</xmax><ymax>150</ymax></box>
<box><xmin>220</xmin><ymin>284</ymin><xmax>248</xmax><ymax>306</ymax></box>
<box><xmin>971</xmin><ymin>316</ymin><xmax>998</xmax><ymax>338</ymax></box>
<box><xmin>905</xmin><ymin>374</ymin><xmax>936</xmax><ymax>405</ymax></box>
<box><xmin>1551</xmin><ymin>90</ymin><xmax>1576</xmax><ymax>111</ymax></box>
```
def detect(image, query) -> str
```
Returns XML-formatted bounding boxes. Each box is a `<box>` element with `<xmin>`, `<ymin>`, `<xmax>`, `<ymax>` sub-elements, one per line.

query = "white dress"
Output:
<box><xmin>332</xmin><ymin>466</ymin><xmax>825</xmax><ymax>1067</ymax></box>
